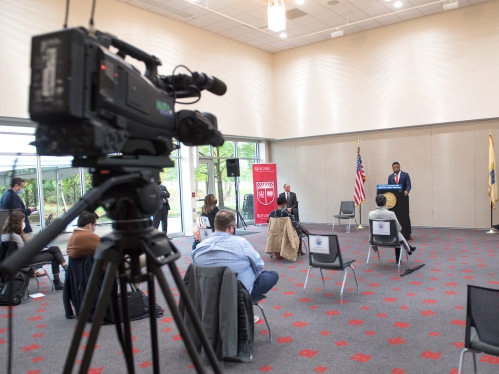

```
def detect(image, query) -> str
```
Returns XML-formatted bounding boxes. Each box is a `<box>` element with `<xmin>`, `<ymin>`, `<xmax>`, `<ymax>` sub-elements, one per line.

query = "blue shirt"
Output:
<box><xmin>192</xmin><ymin>232</ymin><xmax>264</xmax><ymax>293</ymax></box>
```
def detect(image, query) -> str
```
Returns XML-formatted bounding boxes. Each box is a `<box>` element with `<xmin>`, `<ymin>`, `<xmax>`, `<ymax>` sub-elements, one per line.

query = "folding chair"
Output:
<box><xmin>303</xmin><ymin>234</ymin><xmax>359</xmax><ymax>302</ymax></box>
<box><xmin>457</xmin><ymin>285</ymin><xmax>499</xmax><ymax>374</ymax></box>
<box><xmin>368</xmin><ymin>219</ymin><xmax>409</xmax><ymax>272</ymax></box>
<box><xmin>333</xmin><ymin>201</ymin><xmax>358</xmax><ymax>231</ymax></box>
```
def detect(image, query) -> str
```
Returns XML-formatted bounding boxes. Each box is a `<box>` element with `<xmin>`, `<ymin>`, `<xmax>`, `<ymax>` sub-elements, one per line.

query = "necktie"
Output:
<box><xmin>286</xmin><ymin>193</ymin><xmax>290</xmax><ymax>206</ymax></box>
<box><xmin>395</xmin><ymin>174</ymin><xmax>399</xmax><ymax>184</ymax></box>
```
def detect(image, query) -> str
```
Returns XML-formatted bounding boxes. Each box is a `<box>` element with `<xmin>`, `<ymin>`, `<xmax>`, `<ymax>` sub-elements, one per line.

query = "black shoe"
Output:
<box><xmin>54</xmin><ymin>282</ymin><xmax>64</xmax><ymax>291</ymax></box>
<box><xmin>410</xmin><ymin>246</ymin><xmax>416</xmax><ymax>254</ymax></box>
<box><xmin>493</xmin><ymin>224</ymin><xmax>499</xmax><ymax>230</ymax></box>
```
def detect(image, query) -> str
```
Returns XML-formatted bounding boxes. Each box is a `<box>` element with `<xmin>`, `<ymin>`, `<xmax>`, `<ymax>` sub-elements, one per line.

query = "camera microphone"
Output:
<box><xmin>191</xmin><ymin>72</ymin><xmax>227</xmax><ymax>96</ymax></box>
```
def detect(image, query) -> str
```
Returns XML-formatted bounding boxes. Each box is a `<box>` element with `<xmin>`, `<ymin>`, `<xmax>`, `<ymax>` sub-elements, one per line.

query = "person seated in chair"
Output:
<box><xmin>1</xmin><ymin>211</ymin><xmax>67</xmax><ymax>290</ymax></box>
<box><xmin>368</xmin><ymin>194</ymin><xmax>416</xmax><ymax>263</ymax></box>
<box><xmin>66</xmin><ymin>211</ymin><xmax>100</xmax><ymax>259</ymax></box>
<box><xmin>278</xmin><ymin>183</ymin><xmax>299</xmax><ymax>222</ymax></box>
<box><xmin>192</xmin><ymin>210</ymin><xmax>279</xmax><ymax>300</ymax></box>
<box><xmin>268</xmin><ymin>196</ymin><xmax>308</xmax><ymax>256</ymax></box>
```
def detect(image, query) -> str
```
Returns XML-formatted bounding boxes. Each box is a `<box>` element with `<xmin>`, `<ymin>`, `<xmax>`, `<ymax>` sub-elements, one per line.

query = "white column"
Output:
<box><xmin>179</xmin><ymin>144</ymin><xmax>197</xmax><ymax>236</ymax></box>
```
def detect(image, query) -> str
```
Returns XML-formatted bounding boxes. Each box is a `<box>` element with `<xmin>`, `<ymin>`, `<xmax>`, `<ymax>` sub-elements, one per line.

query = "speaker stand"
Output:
<box><xmin>234</xmin><ymin>177</ymin><xmax>247</xmax><ymax>230</ymax></box>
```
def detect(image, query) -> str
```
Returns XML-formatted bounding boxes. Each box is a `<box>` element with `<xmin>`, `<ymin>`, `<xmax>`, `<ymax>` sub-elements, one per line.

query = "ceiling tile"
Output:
<box><xmin>246</xmin><ymin>7</ymin><xmax>268</xmax><ymax>18</ymax></box>
<box><xmin>182</xmin><ymin>5</ymin><xmax>211</xmax><ymax>16</ymax></box>
<box><xmin>212</xmin><ymin>18</ymin><xmax>242</xmax><ymax>29</ymax></box>
<box><xmin>295</xmin><ymin>0</ymin><xmax>329</xmax><ymax>14</ymax></box>
<box><xmin>399</xmin><ymin>11</ymin><xmax>424</xmax><ymax>20</ymax></box>
<box><xmin>309</xmin><ymin>9</ymin><xmax>340</xmax><ymax>20</ymax></box>
<box><xmin>305</xmin><ymin>20</ymin><xmax>334</xmax><ymax>31</ymax></box>
<box><xmin>232</xmin><ymin>1</ymin><xmax>262</xmax><ymax>12</ymax></box>
<box><xmin>129</xmin><ymin>0</ymin><xmax>154</xmax><ymax>9</ymax></box>
<box><xmin>202</xmin><ymin>24</ymin><xmax>226</xmax><ymax>32</ymax></box>
<box><xmin>232</xmin><ymin>12</ymin><xmax>260</xmax><ymax>23</ymax></box>
<box><xmin>420</xmin><ymin>6</ymin><xmax>443</xmax><ymax>15</ymax></box>
<box><xmin>162</xmin><ymin>0</ymin><xmax>192</xmax><ymax>10</ymax></box>
<box><xmin>378</xmin><ymin>15</ymin><xmax>403</xmax><ymax>24</ymax></box>
<box><xmin>254</xmin><ymin>34</ymin><xmax>280</xmax><ymax>43</ymax></box>
<box><xmin>229</xmin><ymin>24</ymin><xmax>256</xmax><ymax>34</ymax></box>
<box><xmin>362</xmin><ymin>4</ymin><xmax>391</xmax><ymax>16</ymax></box>
<box><xmin>150</xmin><ymin>6</ymin><xmax>173</xmax><ymax>16</ymax></box>
<box><xmin>331</xmin><ymin>3</ymin><xmax>361</xmax><ymax>16</ymax></box>
<box><xmin>245</xmin><ymin>39</ymin><xmax>266</xmax><ymax>47</ymax></box>
<box><xmin>322</xmin><ymin>15</ymin><xmax>348</xmax><ymax>27</ymax></box>
<box><xmin>217</xmin><ymin>6</ymin><xmax>243</xmax><ymax>16</ymax></box>
<box><xmin>400</xmin><ymin>7</ymin><xmax>423</xmax><ymax>15</ymax></box>
<box><xmin>186</xmin><ymin>17</ymin><xmax>210</xmax><ymax>27</ymax></box>
<box><xmin>360</xmin><ymin>20</ymin><xmax>383</xmax><ymax>28</ymax></box>
<box><xmin>195</xmin><ymin>12</ymin><xmax>228</xmax><ymax>23</ymax></box>
<box><xmin>217</xmin><ymin>29</ymin><xmax>239</xmax><ymax>38</ymax></box>
<box><xmin>213</xmin><ymin>0</ymin><xmax>244</xmax><ymax>5</ymax></box>
<box><xmin>232</xmin><ymin>34</ymin><xmax>255</xmax><ymax>42</ymax></box>
<box><xmin>290</xmin><ymin>14</ymin><xmax>321</xmax><ymax>26</ymax></box>
<box><xmin>167</xmin><ymin>12</ymin><xmax>194</xmax><ymax>20</ymax></box>
<box><xmin>351</xmin><ymin>0</ymin><xmax>385</xmax><ymax>10</ymax></box>
<box><xmin>347</xmin><ymin>10</ymin><xmax>370</xmax><ymax>21</ymax></box>
<box><xmin>342</xmin><ymin>24</ymin><xmax>364</xmax><ymax>32</ymax></box>
<box><xmin>204</xmin><ymin>0</ymin><xmax>228</xmax><ymax>10</ymax></box>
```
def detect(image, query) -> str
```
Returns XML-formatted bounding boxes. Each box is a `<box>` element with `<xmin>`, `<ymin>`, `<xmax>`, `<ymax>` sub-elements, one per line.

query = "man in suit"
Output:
<box><xmin>1</xmin><ymin>177</ymin><xmax>36</xmax><ymax>242</ymax></box>
<box><xmin>388</xmin><ymin>162</ymin><xmax>413</xmax><ymax>239</ymax></box>
<box><xmin>278</xmin><ymin>183</ymin><xmax>299</xmax><ymax>221</ymax></box>
<box><xmin>369</xmin><ymin>194</ymin><xmax>416</xmax><ymax>263</ymax></box>
<box><xmin>152</xmin><ymin>179</ymin><xmax>170</xmax><ymax>233</ymax></box>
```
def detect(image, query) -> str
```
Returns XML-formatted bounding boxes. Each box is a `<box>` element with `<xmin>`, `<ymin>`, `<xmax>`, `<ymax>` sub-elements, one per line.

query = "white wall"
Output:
<box><xmin>0</xmin><ymin>0</ymin><xmax>274</xmax><ymax>139</ymax></box>
<box><xmin>271</xmin><ymin>1</ymin><xmax>499</xmax><ymax>139</ymax></box>
<box><xmin>269</xmin><ymin>118</ymin><xmax>499</xmax><ymax>229</ymax></box>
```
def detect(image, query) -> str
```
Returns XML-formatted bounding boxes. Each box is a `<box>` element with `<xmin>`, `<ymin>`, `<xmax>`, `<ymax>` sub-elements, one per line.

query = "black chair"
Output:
<box><xmin>333</xmin><ymin>201</ymin><xmax>358</xmax><ymax>231</ymax></box>
<box><xmin>368</xmin><ymin>219</ymin><xmax>409</xmax><ymax>272</ymax></box>
<box><xmin>303</xmin><ymin>234</ymin><xmax>359</xmax><ymax>303</ymax></box>
<box><xmin>0</xmin><ymin>241</ymin><xmax>55</xmax><ymax>296</ymax></box>
<box><xmin>252</xmin><ymin>295</ymin><xmax>272</xmax><ymax>342</ymax></box>
<box><xmin>457</xmin><ymin>285</ymin><xmax>499</xmax><ymax>374</ymax></box>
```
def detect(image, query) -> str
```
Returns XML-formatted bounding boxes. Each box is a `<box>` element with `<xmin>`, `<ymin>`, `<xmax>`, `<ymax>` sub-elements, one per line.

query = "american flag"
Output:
<box><xmin>354</xmin><ymin>149</ymin><xmax>366</xmax><ymax>206</ymax></box>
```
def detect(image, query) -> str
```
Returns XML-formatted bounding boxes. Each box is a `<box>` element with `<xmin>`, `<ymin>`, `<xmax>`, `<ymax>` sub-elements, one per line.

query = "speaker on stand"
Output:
<box><xmin>226</xmin><ymin>159</ymin><xmax>247</xmax><ymax>230</ymax></box>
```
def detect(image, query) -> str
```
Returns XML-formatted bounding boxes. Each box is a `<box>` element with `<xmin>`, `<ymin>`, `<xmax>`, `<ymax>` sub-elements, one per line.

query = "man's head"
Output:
<box><xmin>158</xmin><ymin>179</ymin><xmax>162</xmax><ymax>185</ymax></box>
<box><xmin>10</xmin><ymin>177</ymin><xmax>25</xmax><ymax>192</ymax></box>
<box><xmin>277</xmin><ymin>196</ymin><xmax>287</xmax><ymax>207</ymax></box>
<box><xmin>283</xmin><ymin>183</ymin><xmax>291</xmax><ymax>193</ymax></box>
<box><xmin>214</xmin><ymin>210</ymin><xmax>236</xmax><ymax>234</ymax></box>
<box><xmin>375</xmin><ymin>194</ymin><xmax>387</xmax><ymax>207</ymax></box>
<box><xmin>77</xmin><ymin>210</ymin><xmax>99</xmax><ymax>232</ymax></box>
<box><xmin>392</xmin><ymin>162</ymin><xmax>400</xmax><ymax>174</ymax></box>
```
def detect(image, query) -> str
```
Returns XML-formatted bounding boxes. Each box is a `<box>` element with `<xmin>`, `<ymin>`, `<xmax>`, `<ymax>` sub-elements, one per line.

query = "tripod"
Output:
<box><xmin>0</xmin><ymin>157</ymin><xmax>223</xmax><ymax>374</ymax></box>
<box><xmin>234</xmin><ymin>177</ymin><xmax>247</xmax><ymax>230</ymax></box>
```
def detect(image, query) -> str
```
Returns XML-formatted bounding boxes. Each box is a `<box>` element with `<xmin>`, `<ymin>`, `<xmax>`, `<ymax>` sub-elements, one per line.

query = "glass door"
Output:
<box><xmin>195</xmin><ymin>158</ymin><xmax>214</xmax><ymax>215</ymax></box>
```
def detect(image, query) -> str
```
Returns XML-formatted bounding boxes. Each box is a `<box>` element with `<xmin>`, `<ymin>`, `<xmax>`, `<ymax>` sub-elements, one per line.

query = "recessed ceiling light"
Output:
<box><xmin>280</xmin><ymin>32</ymin><xmax>287</xmax><ymax>38</ymax></box>
<box><xmin>394</xmin><ymin>1</ymin><xmax>402</xmax><ymax>7</ymax></box>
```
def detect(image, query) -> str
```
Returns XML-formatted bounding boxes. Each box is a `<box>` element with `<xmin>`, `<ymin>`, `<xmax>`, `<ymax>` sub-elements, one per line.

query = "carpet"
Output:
<box><xmin>235</xmin><ymin>230</ymin><xmax>258</xmax><ymax>237</ymax></box>
<box><xmin>1</xmin><ymin>224</ymin><xmax>498</xmax><ymax>373</ymax></box>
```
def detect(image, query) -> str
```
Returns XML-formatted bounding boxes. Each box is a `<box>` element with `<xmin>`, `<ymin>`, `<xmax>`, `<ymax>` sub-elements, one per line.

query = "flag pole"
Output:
<box><xmin>357</xmin><ymin>139</ymin><xmax>365</xmax><ymax>229</ymax></box>
<box><xmin>486</xmin><ymin>131</ymin><xmax>498</xmax><ymax>234</ymax></box>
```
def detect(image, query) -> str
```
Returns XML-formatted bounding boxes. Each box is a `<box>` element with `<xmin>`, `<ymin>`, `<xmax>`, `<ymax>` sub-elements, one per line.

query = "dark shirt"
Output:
<box><xmin>1</xmin><ymin>189</ymin><xmax>33</xmax><ymax>234</ymax></box>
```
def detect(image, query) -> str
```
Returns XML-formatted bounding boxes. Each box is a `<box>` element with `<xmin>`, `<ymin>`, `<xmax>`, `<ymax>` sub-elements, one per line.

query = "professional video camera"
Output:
<box><xmin>29</xmin><ymin>27</ymin><xmax>225</xmax><ymax>163</ymax></box>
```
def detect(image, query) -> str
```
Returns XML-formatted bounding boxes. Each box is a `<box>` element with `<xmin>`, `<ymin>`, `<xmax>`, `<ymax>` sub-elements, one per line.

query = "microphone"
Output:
<box><xmin>191</xmin><ymin>72</ymin><xmax>227</xmax><ymax>96</ymax></box>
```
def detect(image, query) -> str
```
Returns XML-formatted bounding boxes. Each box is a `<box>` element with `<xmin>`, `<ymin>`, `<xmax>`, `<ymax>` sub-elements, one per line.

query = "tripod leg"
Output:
<box><xmin>146</xmin><ymin>259</ymin><xmax>160</xmax><ymax>374</ymax></box>
<box><xmin>118</xmin><ymin>271</ymin><xmax>135</xmax><ymax>372</ymax></box>
<box><xmin>237</xmin><ymin>210</ymin><xmax>247</xmax><ymax>230</ymax></box>
<box><xmin>148</xmin><ymin>263</ymin><xmax>222</xmax><ymax>374</ymax></box>
<box><xmin>78</xmin><ymin>260</ymin><xmax>120</xmax><ymax>374</ymax></box>
<box><xmin>63</xmin><ymin>258</ymin><xmax>109</xmax><ymax>374</ymax></box>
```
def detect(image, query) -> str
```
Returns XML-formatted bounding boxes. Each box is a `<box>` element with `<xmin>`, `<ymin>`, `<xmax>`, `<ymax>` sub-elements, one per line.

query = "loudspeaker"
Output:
<box><xmin>226</xmin><ymin>159</ymin><xmax>240</xmax><ymax>177</ymax></box>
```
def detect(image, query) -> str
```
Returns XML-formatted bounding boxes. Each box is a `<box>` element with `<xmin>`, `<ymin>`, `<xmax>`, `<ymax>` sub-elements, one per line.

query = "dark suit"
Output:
<box><xmin>278</xmin><ymin>191</ymin><xmax>299</xmax><ymax>221</ymax></box>
<box><xmin>152</xmin><ymin>185</ymin><xmax>170</xmax><ymax>233</ymax></box>
<box><xmin>387</xmin><ymin>171</ymin><xmax>412</xmax><ymax>237</ymax></box>
<box><xmin>388</xmin><ymin>171</ymin><xmax>411</xmax><ymax>193</ymax></box>
<box><xmin>1</xmin><ymin>189</ymin><xmax>33</xmax><ymax>234</ymax></box>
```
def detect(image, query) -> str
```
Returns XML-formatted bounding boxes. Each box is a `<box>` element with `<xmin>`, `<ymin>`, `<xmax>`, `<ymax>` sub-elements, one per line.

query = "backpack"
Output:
<box><xmin>0</xmin><ymin>268</ymin><xmax>33</xmax><ymax>306</ymax></box>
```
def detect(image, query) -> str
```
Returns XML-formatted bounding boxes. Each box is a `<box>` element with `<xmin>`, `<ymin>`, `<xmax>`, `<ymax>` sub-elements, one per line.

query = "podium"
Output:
<box><xmin>376</xmin><ymin>184</ymin><xmax>411</xmax><ymax>240</ymax></box>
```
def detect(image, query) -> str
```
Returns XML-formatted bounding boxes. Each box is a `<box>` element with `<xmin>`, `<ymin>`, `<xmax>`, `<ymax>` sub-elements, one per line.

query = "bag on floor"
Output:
<box><xmin>104</xmin><ymin>289</ymin><xmax>148</xmax><ymax>324</ymax></box>
<box><xmin>0</xmin><ymin>268</ymin><xmax>33</xmax><ymax>306</ymax></box>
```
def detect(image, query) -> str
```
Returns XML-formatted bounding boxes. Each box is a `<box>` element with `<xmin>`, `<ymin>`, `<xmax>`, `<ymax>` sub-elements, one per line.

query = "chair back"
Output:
<box><xmin>465</xmin><ymin>285</ymin><xmax>499</xmax><ymax>348</ymax></box>
<box><xmin>369</xmin><ymin>220</ymin><xmax>401</xmax><ymax>247</ymax></box>
<box><xmin>0</xmin><ymin>210</ymin><xmax>13</xmax><ymax>230</ymax></box>
<box><xmin>339</xmin><ymin>201</ymin><xmax>355</xmax><ymax>216</ymax></box>
<box><xmin>0</xmin><ymin>240</ymin><xmax>18</xmax><ymax>262</ymax></box>
<box><xmin>308</xmin><ymin>234</ymin><xmax>344</xmax><ymax>267</ymax></box>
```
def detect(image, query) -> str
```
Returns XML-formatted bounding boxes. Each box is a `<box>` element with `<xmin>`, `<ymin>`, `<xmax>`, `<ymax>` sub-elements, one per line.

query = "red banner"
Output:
<box><xmin>252</xmin><ymin>163</ymin><xmax>278</xmax><ymax>224</ymax></box>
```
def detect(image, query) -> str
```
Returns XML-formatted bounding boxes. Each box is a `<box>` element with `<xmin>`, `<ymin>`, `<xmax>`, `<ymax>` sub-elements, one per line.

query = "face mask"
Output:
<box><xmin>16</xmin><ymin>189</ymin><xmax>23</xmax><ymax>195</ymax></box>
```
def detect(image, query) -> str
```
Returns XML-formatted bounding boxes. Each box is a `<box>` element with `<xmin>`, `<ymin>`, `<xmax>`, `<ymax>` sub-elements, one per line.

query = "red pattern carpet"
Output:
<box><xmin>1</xmin><ymin>224</ymin><xmax>498</xmax><ymax>373</ymax></box>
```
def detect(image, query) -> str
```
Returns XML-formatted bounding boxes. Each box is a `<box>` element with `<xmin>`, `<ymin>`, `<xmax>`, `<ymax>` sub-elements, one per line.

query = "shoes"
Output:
<box><xmin>493</xmin><ymin>224</ymin><xmax>499</xmax><ymax>230</ymax></box>
<box><xmin>66</xmin><ymin>315</ymin><xmax>76</xmax><ymax>320</ymax></box>
<box><xmin>54</xmin><ymin>282</ymin><xmax>64</xmax><ymax>291</ymax></box>
<box><xmin>35</xmin><ymin>270</ymin><xmax>47</xmax><ymax>277</ymax></box>
<box><xmin>409</xmin><ymin>246</ymin><xmax>416</xmax><ymax>255</ymax></box>
<box><xmin>297</xmin><ymin>250</ymin><xmax>305</xmax><ymax>256</ymax></box>
<box><xmin>254</xmin><ymin>316</ymin><xmax>260</xmax><ymax>324</ymax></box>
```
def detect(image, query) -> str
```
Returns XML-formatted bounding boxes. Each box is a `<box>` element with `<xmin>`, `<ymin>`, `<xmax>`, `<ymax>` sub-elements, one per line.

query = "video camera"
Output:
<box><xmin>28</xmin><ymin>27</ymin><xmax>225</xmax><ymax>162</ymax></box>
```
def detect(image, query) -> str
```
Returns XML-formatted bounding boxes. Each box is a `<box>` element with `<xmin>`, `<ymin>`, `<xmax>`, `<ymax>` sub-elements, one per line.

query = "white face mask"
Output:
<box><xmin>16</xmin><ymin>188</ymin><xmax>23</xmax><ymax>195</ymax></box>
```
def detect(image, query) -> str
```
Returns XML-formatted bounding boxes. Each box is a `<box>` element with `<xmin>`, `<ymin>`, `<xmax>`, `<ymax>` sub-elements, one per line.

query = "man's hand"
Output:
<box><xmin>404</xmin><ymin>191</ymin><xmax>409</xmax><ymax>196</ymax></box>
<box><xmin>30</xmin><ymin>207</ymin><xmax>36</xmax><ymax>212</ymax></box>
<box><xmin>287</xmin><ymin>208</ymin><xmax>292</xmax><ymax>212</ymax></box>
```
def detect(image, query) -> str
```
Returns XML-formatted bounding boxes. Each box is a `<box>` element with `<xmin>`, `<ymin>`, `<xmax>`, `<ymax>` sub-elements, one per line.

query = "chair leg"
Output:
<box><xmin>34</xmin><ymin>276</ymin><xmax>40</xmax><ymax>290</ymax></box>
<box><xmin>458</xmin><ymin>348</ymin><xmax>479</xmax><ymax>374</ymax></box>
<box><xmin>45</xmin><ymin>274</ymin><xmax>55</xmax><ymax>293</ymax></box>
<box><xmin>349</xmin><ymin>265</ymin><xmax>359</xmax><ymax>295</ymax></box>
<box><xmin>303</xmin><ymin>267</ymin><xmax>313</xmax><ymax>291</ymax></box>
<box><xmin>354</xmin><ymin>218</ymin><xmax>358</xmax><ymax>230</ymax></box>
<box><xmin>339</xmin><ymin>269</ymin><xmax>348</xmax><ymax>303</ymax></box>
<box><xmin>254</xmin><ymin>303</ymin><xmax>272</xmax><ymax>342</ymax></box>
<box><xmin>319</xmin><ymin>269</ymin><xmax>325</xmax><ymax>291</ymax></box>
<box><xmin>472</xmin><ymin>352</ymin><xmax>477</xmax><ymax>374</ymax></box>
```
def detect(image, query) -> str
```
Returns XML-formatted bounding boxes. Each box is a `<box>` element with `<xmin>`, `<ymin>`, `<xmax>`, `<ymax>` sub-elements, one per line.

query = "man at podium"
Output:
<box><xmin>388</xmin><ymin>162</ymin><xmax>413</xmax><ymax>240</ymax></box>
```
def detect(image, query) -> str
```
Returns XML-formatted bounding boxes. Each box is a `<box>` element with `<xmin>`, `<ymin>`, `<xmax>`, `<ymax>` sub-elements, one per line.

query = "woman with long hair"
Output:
<box><xmin>201</xmin><ymin>194</ymin><xmax>219</xmax><ymax>216</ymax></box>
<box><xmin>1</xmin><ymin>211</ymin><xmax>67</xmax><ymax>290</ymax></box>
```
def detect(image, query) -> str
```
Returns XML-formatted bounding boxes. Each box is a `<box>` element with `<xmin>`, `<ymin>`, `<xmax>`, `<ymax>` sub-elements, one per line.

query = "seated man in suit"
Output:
<box><xmin>369</xmin><ymin>194</ymin><xmax>416</xmax><ymax>263</ymax></box>
<box><xmin>66</xmin><ymin>211</ymin><xmax>100</xmax><ymax>259</ymax></box>
<box><xmin>192</xmin><ymin>210</ymin><xmax>278</xmax><ymax>300</ymax></box>
<box><xmin>278</xmin><ymin>183</ymin><xmax>299</xmax><ymax>221</ymax></box>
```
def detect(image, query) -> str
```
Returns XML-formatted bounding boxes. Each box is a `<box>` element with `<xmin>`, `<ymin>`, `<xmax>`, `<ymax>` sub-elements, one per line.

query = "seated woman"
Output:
<box><xmin>1</xmin><ymin>211</ymin><xmax>67</xmax><ymax>290</ymax></box>
<box><xmin>192</xmin><ymin>194</ymin><xmax>219</xmax><ymax>250</ymax></box>
<box><xmin>268</xmin><ymin>196</ymin><xmax>308</xmax><ymax>256</ymax></box>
